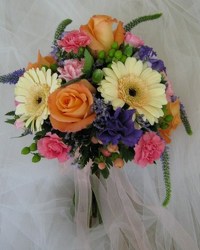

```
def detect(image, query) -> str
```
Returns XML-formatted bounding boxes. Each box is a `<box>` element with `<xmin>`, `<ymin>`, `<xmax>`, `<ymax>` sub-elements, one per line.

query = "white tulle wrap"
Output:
<box><xmin>0</xmin><ymin>0</ymin><xmax>200</xmax><ymax>249</ymax></box>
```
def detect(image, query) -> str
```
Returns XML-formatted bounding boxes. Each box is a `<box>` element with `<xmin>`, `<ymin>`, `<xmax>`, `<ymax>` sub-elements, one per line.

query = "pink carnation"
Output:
<box><xmin>37</xmin><ymin>132</ymin><xmax>71</xmax><ymax>163</ymax></box>
<box><xmin>57</xmin><ymin>30</ymin><xmax>91</xmax><ymax>53</ymax></box>
<box><xmin>58</xmin><ymin>59</ymin><xmax>84</xmax><ymax>81</ymax></box>
<box><xmin>124</xmin><ymin>32</ymin><xmax>144</xmax><ymax>47</ymax></box>
<box><xmin>15</xmin><ymin>119</ymin><xmax>25</xmax><ymax>129</ymax></box>
<box><xmin>134</xmin><ymin>132</ymin><xmax>165</xmax><ymax>167</ymax></box>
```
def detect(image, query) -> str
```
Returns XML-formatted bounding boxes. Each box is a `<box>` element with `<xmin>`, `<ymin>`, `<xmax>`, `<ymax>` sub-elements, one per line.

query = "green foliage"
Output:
<box><xmin>180</xmin><ymin>105</ymin><xmax>193</xmax><ymax>135</ymax></box>
<box><xmin>161</xmin><ymin>149</ymin><xmax>171</xmax><ymax>207</ymax></box>
<box><xmin>101</xmin><ymin>166</ymin><xmax>109</xmax><ymax>179</ymax></box>
<box><xmin>5</xmin><ymin>119</ymin><xmax>16</xmax><ymax>125</ymax></box>
<box><xmin>124</xmin><ymin>13</ymin><xmax>162</xmax><ymax>32</ymax></box>
<box><xmin>118</xmin><ymin>144</ymin><xmax>135</xmax><ymax>162</ymax></box>
<box><xmin>5</xmin><ymin>111</ymin><xmax>15</xmax><ymax>116</ymax></box>
<box><xmin>54</xmin><ymin>19</ymin><xmax>72</xmax><ymax>44</ymax></box>
<box><xmin>82</xmin><ymin>49</ymin><xmax>94</xmax><ymax>77</ymax></box>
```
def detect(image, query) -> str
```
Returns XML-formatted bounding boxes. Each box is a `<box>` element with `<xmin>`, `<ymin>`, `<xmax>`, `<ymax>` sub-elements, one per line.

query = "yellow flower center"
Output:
<box><xmin>25</xmin><ymin>84</ymin><xmax>50</xmax><ymax>116</ymax></box>
<box><xmin>118</xmin><ymin>74</ymin><xmax>149</xmax><ymax>108</ymax></box>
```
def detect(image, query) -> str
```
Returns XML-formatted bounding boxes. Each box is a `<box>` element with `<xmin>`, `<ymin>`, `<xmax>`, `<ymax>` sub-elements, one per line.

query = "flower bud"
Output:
<box><xmin>92</xmin><ymin>69</ymin><xmax>104</xmax><ymax>83</ymax></box>
<box><xmin>100</xmin><ymin>148</ymin><xmax>111</xmax><ymax>157</ymax></box>
<box><xmin>98</xmin><ymin>162</ymin><xmax>106</xmax><ymax>170</ymax></box>
<box><xmin>107</xmin><ymin>144</ymin><xmax>118</xmax><ymax>153</ymax></box>
<box><xmin>114</xmin><ymin>158</ymin><xmax>124</xmax><ymax>168</ymax></box>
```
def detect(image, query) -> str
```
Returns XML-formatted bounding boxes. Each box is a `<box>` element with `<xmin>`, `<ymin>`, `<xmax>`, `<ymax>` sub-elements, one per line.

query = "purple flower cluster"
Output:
<box><xmin>93</xmin><ymin>98</ymin><xmax>110</xmax><ymax>130</ymax></box>
<box><xmin>97</xmin><ymin>108</ymin><xmax>143</xmax><ymax>147</ymax></box>
<box><xmin>136</xmin><ymin>46</ymin><xmax>166</xmax><ymax>72</ymax></box>
<box><xmin>0</xmin><ymin>68</ymin><xmax>25</xmax><ymax>84</ymax></box>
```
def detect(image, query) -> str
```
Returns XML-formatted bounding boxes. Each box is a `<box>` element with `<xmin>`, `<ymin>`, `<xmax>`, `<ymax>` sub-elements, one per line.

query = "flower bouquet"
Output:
<box><xmin>1</xmin><ymin>13</ymin><xmax>192</xmax><ymax>225</ymax></box>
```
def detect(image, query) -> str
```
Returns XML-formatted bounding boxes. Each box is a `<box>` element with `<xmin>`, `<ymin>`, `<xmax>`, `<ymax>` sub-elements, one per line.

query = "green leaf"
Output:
<box><xmin>5</xmin><ymin>119</ymin><xmax>16</xmax><ymax>125</ymax></box>
<box><xmin>5</xmin><ymin>111</ymin><xmax>15</xmax><ymax>116</ymax></box>
<box><xmin>82</xmin><ymin>49</ymin><xmax>94</xmax><ymax>77</ymax></box>
<box><xmin>91</xmin><ymin>162</ymin><xmax>99</xmax><ymax>174</ymax></box>
<box><xmin>54</xmin><ymin>19</ymin><xmax>72</xmax><ymax>44</ymax></box>
<box><xmin>101</xmin><ymin>167</ymin><xmax>109</xmax><ymax>179</ymax></box>
<box><xmin>119</xmin><ymin>144</ymin><xmax>134</xmax><ymax>162</ymax></box>
<box><xmin>124</xmin><ymin>13</ymin><xmax>162</xmax><ymax>32</ymax></box>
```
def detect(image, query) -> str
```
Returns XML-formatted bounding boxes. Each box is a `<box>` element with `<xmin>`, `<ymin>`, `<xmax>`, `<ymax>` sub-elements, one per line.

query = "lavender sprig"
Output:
<box><xmin>0</xmin><ymin>69</ymin><xmax>25</xmax><ymax>84</ymax></box>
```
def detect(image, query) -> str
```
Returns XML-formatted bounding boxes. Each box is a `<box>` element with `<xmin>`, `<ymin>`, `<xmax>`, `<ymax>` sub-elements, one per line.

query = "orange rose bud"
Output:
<box><xmin>48</xmin><ymin>79</ymin><xmax>96</xmax><ymax>132</ymax></box>
<box><xmin>80</xmin><ymin>15</ymin><xmax>125</xmax><ymax>53</ymax></box>
<box><xmin>107</xmin><ymin>144</ymin><xmax>118</xmax><ymax>153</ymax></box>
<box><xmin>159</xmin><ymin>99</ymin><xmax>182</xmax><ymax>144</ymax></box>
<box><xmin>100</xmin><ymin>148</ymin><xmax>111</xmax><ymax>157</ymax></box>
<box><xmin>27</xmin><ymin>50</ymin><xmax>56</xmax><ymax>70</ymax></box>
<box><xmin>98</xmin><ymin>162</ymin><xmax>106</xmax><ymax>170</ymax></box>
<box><xmin>114</xmin><ymin>158</ymin><xmax>124</xmax><ymax>168</ymax></box>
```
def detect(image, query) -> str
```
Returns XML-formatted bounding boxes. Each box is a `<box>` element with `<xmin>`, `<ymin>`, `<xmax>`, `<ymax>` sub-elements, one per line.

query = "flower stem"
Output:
<box><xmin>124</xmin><ymin>13</ymin><xmax>162</xmax><ymax>32</ymax></box>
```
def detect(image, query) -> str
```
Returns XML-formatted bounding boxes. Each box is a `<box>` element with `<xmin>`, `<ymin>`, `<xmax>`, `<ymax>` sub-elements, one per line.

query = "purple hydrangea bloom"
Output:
<box><xmin>0</xmin><ymin>68</ymin><xmax>25</xmax><ymax>84</ymax></box>
<box><xmin>135</xmin><ymin>45</ymin><xmax>166</xmax><ymax>72</ymax></box>
<box><xmin>97</xmin><ymin>108</ymin><xmax>143</xmax><ymax>147</ymax></box>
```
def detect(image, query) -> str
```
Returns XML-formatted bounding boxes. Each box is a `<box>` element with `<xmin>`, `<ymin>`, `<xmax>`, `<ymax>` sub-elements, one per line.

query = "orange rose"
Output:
<box><xmin>159</xmin><ymin>99</ymin><xmax>182</xmax><ymax>143</ymax></box>
<box><xmin>48</xmin><ymin>80</ymin><xmax>96</xmax><ymax>132</ymax></box>
<box><xmin>80</xmin><ymin>15</ymin><xmax>125</xmax><ymax>52</ymax></box>
<box><xmin>27</xmin><ymin>50</ymin><xmax>56</xmax><ymax>70</ymax></box>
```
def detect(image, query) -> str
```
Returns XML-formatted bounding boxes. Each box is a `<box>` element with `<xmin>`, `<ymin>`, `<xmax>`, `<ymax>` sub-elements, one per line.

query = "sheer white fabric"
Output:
<box><xmin>0</xmin><ymin>0</ymin><xmax>200</xmax><ymax>249</ymax></box>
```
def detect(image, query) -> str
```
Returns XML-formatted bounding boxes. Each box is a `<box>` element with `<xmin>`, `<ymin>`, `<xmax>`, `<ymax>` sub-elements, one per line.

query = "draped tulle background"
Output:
<box><xmin>0</xmin><ymin>0</ymin><xmax>200</xmax><ymax>249</ymax></box>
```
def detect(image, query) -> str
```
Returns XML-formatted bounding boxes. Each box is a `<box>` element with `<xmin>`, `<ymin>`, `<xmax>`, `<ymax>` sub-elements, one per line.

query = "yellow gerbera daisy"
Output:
<box><xmin>98</xmin><ymin>57</ymin><xmax>167</xmax><ymax>124</ymax></box>
<box><xmin>15</xmin><ymin>68</ymin><xmax>61</xmax><ymax>131</ymax></box>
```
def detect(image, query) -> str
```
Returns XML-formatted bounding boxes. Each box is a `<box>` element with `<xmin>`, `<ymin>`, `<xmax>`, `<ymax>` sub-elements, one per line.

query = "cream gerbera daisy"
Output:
<box><xmin>15</xmin><ymin>68</ymin><xmax>61</xmax><ymax>131</ymax></box>
<box><xmin>98</xmin><ymin>57</ymin><xmax>167</xmax><ymax>125</ymax></box>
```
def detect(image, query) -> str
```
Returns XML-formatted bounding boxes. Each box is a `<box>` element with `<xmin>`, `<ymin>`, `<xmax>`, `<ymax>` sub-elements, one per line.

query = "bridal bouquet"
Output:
<box><xmin>1</xmin><ymin>14</ymin><xmax>192</xmax><ymax>210</ymax></box>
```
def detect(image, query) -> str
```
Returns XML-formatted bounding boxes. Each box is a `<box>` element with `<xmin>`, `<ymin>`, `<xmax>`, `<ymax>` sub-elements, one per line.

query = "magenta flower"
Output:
<box><xmin>58</xmin><ymin>59</ymin><xmax>84</xmax><ymax>81</ymax></box>
<box><xmin>37</xmin><ymin>133</ymin><xmax>71</xmax><ymax>163</ymax></box>
<box><xmin>134</xmin><ymin>132</ymin><xmax>165</xmax><ymax>167</ymax></box>
<box><xmin>124</xmin><ymin>32</ymin><xmax>144</xmax><ymax>47</ymax></box>
<box><xmin>57</xmin><ymin>30</ymin><xmax>91</xmax><ymax>53</ymax></box>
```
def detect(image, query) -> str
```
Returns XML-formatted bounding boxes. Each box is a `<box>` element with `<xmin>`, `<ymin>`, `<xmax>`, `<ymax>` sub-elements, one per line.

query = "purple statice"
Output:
<box><xmin>135</xmin><ymin>45</ymin><xmax>166</xmax><ymax>72</ymax></box>
<box><xmin>97</xmin><ymin>108</ymin><xmax>143</xmax><ymax>147</ymax></box>
<box><xmin>51</xmin><ymin>45</ymin><xmax>59</xmax><ymax>60</ymax></box>
<box><xmin>0</xmin><ymin>68</ymin><xmax>25</xmax><ymax>84</ymax></box>
<box><xmin>93</xmin><ymin>98</ymin><xmax>110</xmax><ymax>130</ymax></box>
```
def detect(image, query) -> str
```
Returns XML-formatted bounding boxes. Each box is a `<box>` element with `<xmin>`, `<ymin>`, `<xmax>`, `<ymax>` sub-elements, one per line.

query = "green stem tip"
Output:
<box><xmin>54</xmin><ymin>19</ymin><xmax>72</xmax><ymax>44</ymax></box>
<box><xmin>161</xmin><ymin>149</ymin><xmax>171</xmax><ymax>207</ymax></box>
<box><xmin>124</xmin><ymin>13</ymin><xmax>162</xmax><ymax>32</ymax></box>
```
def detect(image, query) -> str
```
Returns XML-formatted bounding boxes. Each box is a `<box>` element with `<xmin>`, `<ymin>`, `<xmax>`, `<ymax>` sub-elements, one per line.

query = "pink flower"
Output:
<box><xmin>166</xmin><ymin>81</ymin><xmax>174</xmax><ymax>102</ymax></box>
<box><xmin>124</xmin><ymin>32</ymin><xmax>144</xmax><ymax>47</ymax></box>
<box><xmin>162</xmin><ymin>72</ymin><xmax>174</xmax><ymax>102</ymax></box>
<box><xmin>15</xmin><ymin>119</ymin><xmax>25</xmax><ymax>129</ymax></box>
<box><xmin>134</xmin><ymin>132</ymin><xmax>165</xmax><ymax>167</ymax></box>
<box><xmin>37</xmin><ymin>132</ymin><xmax>71</xmax><ymax>163</ymax></box>
<box><xmin>58</xmin><ymin>59</ymin><xmax>84</xmax><ymax>81</ymax></box>
<box><xmin>57</xmin><ymin>30</ymin><xmax>91</xmax><ymax>53</ymax></box>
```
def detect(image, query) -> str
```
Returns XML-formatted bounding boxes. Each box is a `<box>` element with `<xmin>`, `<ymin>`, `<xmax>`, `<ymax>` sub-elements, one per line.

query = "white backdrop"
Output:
<box><xmin>0</xmin><ymin>0</ymin><xmax>200</xmax><ymax>249</ymax></box>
